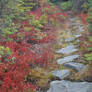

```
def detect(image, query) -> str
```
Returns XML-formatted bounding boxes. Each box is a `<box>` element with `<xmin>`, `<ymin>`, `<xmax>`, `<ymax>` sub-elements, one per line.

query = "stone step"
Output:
<box><xmin>69</xmin><ymin>18</ymin><xmax>75</xmax><ymax>22</ymax></box>
<box><xmin>70</xmin><ymin>22</ymin><xmax>81</xmax><ymax>26</ymax></box>
<box><xmin>79</xmin><ymin>26</ymin><xmax>85</xmax><ymax>32</ymax></box>
<box><xmin>57</xmin><ymin>55</ymin><xmax>79</xmax><ymax>64</ymax></box>
<box><xmin>74</xmin><ymin>34</ymin><xmax>81</xmax><ymax>38</ymax></box>
<box><xmin>56</xmin><ymin>39</ymin><xmax>62</xmax><ymax>45</ymax></box>
<box><xmin>64</xmin><ymin>62</ymin><xmax>85</xmax><ymax>72</ymax></box>
<box><xmin>56</xmin><ymin>45</ymin><xmax>78</xmax><ymax>55</ymax></box>
<box><xmin>65</xmin><ymin>34</ymin><xmax>81</xmax><ymax>42</ymax></box>
<box><xmin>65</xmin><ymin>37</ymin><xmax>75</xmax><ymax>42</ymax></box>
<box><xmin>51</xmin><ymin>69</ymin><xmax>70</xmax><ymax>79</ymax></box>
<box><xmin>47</xmin><ymin>80</ymin><xmax>92</xmax><ymax>92</ymax></box>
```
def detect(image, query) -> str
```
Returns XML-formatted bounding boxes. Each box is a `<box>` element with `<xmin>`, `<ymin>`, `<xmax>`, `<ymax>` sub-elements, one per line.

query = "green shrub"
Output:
<box><xmin>81</xmin><ymin>0</ymin><xmax>92</xmax><ymax>12</ymax></box>
<box><xmin>84</xmin><ymin>36</ymin><xmax>92</xmax><ymax>62</ymax></box>
<box><xmin>29</xmin><ymin>14</ymin><xmax>47</xmax><ymax>31</ymax></box>
<box><xmin>0</xmin><ymin>46</ymin><xmax>12</xmax><ymax>58</ymax></box>
<box><xmin>87</xmin><ymin>0</ymin><xmax>92</xmax><ymax>9</ymax></box>
<box><xmin>85</xmin><ymin>53</ymin><xmax>92</xmax><ymax>61</ymax></box>
<box><xmin>60</xmin><ymin>1</ymin><xmax>73</xmax><ymax>11</ymax></box>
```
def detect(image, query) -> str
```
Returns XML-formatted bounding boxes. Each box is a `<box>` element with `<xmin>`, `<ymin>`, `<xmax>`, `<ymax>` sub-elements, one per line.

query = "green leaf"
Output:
<box><xmin>87</xmin><ymin>47</ymin><xmax>92</xmax><ymax>51</ymax></box>
<box><xmin>24</xmin><ymin>27</ymin><xmax>32</xmax><ymax>32</ymax></box>
<box><xmin>89</xmin><ymin>36</ymin><xmax>92</xmax><ymax>42</ymax></box>
<box><xmin>83</xmin><ymin>41</ymin><xmax>89</xmax><ymax>45</ymax></box>
<box><xmin>84</xmin><ymin>53</ymin><xmax>92</xmax><ymax>60</ymax></box>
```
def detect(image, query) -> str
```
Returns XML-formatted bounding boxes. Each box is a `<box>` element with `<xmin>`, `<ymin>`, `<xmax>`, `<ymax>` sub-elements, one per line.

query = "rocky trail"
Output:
<box><xmin>47</xmin><ymin>15</ymin><xmax>92</xmax><ymax>92</ymax></box>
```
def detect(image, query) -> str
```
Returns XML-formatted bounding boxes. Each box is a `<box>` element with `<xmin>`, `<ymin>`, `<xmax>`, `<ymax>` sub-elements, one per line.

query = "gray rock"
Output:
<box><xmin>76</xmin><ymin>39</ymin><xmax>80</xmax><ymax>42</ymax></box>
<box><xmin>47</xmin><ymin>80</ymin><xmax>92</xmax><ymax>92</ymax></box>
<box><xmin>56</xmin><ymin>45</ymin><xmax>78</xmax><ymax>54</ymax></box>
<box><xmin>66</xmin><ymin>30</ymin><xmax>73</xmax><ymax>35</ymax></box>
<box><xmin>64</xmin><ymin>62</ymin><xmax>85</xmax><ymax>72</ymax></box>
<box><xmin>65</xmin><ymin>37</ymin><xmax>75</xmax><ymax>42</ymax></box>
<box><xmin>57</xmin><ymin>55</ymin><xmax>79</xmax><ymax>64</ymax></box>
<box><xmin>79</xmin><ymin>26</ymin><xmax>85</xmax><ymax>32</ymax></box>
<box><xmin>70</xmin><ymin>22</ymin><xmax>80</xmax><ymax>26</ymax></box>
<box><xmin>56</xmin><ymin>39</ymin><xmax>62</xmax><ymax>45</ymax></box>
<box><xmin>51</xmin><ymin>70</ymin><xmax>70</xmax><ymax>79</ymax></box>
<box><xmin>69</xmin><ymin>18</ymin><xmax>75</xmax><ymax>22</ymax></box>
<box><xmin>65</xmin><ymin>34</ymin><xmax>81</xmax><ymax>42</ymax></box>
<box><xmin>74</xmin><ymin>34</ymin><xmax>81</xmax><ymax>38</ymax></box>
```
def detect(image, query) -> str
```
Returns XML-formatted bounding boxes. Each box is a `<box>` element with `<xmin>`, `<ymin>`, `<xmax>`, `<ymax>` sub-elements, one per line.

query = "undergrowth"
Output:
<box><xmin>0</xmin><ymin>0</ymin><xmax>68</xmax><ymax>92</ymax></box>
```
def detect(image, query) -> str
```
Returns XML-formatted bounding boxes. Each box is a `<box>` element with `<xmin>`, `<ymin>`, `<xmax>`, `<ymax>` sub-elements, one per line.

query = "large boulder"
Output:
<box><xmin>47</xmin><ymin>80</ymin><xmax>92</xmax><ymax>92</ymax></box>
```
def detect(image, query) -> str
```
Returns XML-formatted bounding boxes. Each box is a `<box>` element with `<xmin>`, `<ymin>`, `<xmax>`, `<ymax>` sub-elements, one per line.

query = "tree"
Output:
<box><xmin>72</xmin><ymin>0</ymin><xmax>88</xmax><ymax>12</ymax></box>
<box><xmin>0</xmin><ymin>0</ymin><xmax>9</xmax><ymax>18</ymax></box>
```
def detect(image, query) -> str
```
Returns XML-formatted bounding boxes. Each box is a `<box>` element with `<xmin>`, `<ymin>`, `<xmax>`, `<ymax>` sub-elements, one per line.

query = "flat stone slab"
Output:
<box><xmin>47</xmin><ymin>80</ymin><xmax>92</xmax><ymax>92</ymax></box>
<box><xmin>70</xmin><ymin>22</ymin><xmax>80</xmax><ymax>26</ymax></box>
<box><xmin>56</xmin><ymin>45</ymin><xmax>78</xmax><ymax>54</ymax></box>
<box><xmin>57</xmin><ymin>55</ymin><xmax>79</xmax><ymax>64</ymax></box>
<box><xmin>56</xmin><ymin>39</ymin><xmax>62</xmax><ymax>45</ymax></box>
<box><xmin>64</xmin><ymin>62</ymin><xmax>85</xmax><ymax>72</ymax></box>
<box><xmin>74</xmin><ymin>34</ymin><xmax>81</xmax><ymax>38</ymax></box>
<box><xmin>65</xmin><ymin>37</ymin><xmax>75</xmax><ymax>42</ymax></box>
<box><xmin>65</xmin><ymin>34</ymin><xmax>81</xmax><ymax>42</ymax></box>
<box><xmin>69</xmin><ymin>18</ymin><xmax>75</xmax><ymax>22</ymax></box>
<box><xmin>79</xmin><ymin>26</ymin><xmax>85</xmax><ymax>32</ymax></box>
<box><xmin>51</xmin><ymin>70</ymin><xmax>70</xmax><ymax>79</ymax></box>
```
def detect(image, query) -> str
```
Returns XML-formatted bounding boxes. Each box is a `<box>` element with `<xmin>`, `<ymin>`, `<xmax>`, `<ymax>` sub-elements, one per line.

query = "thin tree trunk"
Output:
<box><xmin>72</xmin><ymin>0</ymin><xmax>88</xmax><ymax>12</ymax></box>
<box><xmin>0</xmin><ymin>0</ymin><xmax>4</xmax><ymax>18</ymax></box>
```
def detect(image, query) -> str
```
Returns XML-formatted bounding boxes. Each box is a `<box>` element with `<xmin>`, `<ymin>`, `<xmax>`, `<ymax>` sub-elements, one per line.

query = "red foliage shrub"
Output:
<box><xmin>80</xmin><ymin>13</ymin><xmax>88</xmax><ymax>25</ymax></box>
<box><xmin>0</xmin><ymin>3</ymin><xmax>67</xmax><ymax>92</ymax></box>
<box><xmin>0</xmin><ymin>60</ymin><xmax>36</xmax><ymax>92</ymax></box>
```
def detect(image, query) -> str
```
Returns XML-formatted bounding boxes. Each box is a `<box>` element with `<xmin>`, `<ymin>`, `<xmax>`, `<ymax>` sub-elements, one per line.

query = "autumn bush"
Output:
<box><xmin>79</xmin><ymin>0</ymin><xmax>92</xmax><ymax>63</ymax></box>
<box><xmin>77</xmin><ymin>0</ymin><xmax>92</xmax><ymax>81</ymax></box>
<box><xmin>0</xmin><ymin>0</ymin><xmax>68</xmax><ymax>91</ymax></box>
